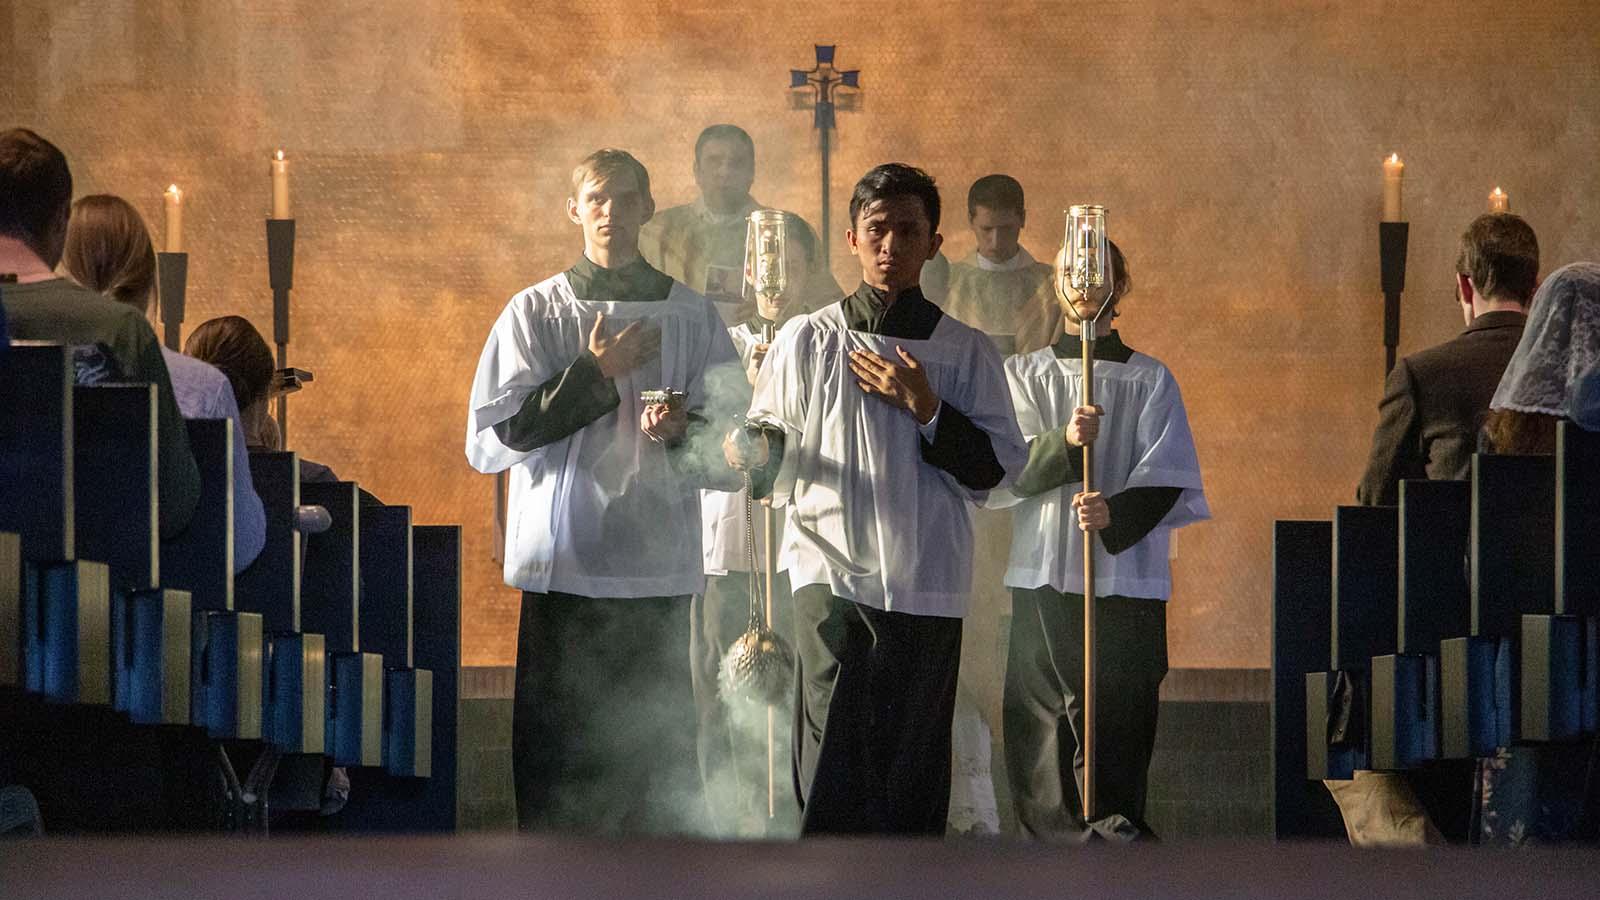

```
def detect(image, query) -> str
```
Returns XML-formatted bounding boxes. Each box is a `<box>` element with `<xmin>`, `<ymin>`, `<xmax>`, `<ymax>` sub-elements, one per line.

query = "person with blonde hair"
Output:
<box><xmin>467</xmin><ymin>148</ymin><xmax>742</xmax><ymax>835</ymax></box>
<box><xmin>62</xmin><ymin>194</ymin><xmax>265</xmax><ymax>571</ymax></box>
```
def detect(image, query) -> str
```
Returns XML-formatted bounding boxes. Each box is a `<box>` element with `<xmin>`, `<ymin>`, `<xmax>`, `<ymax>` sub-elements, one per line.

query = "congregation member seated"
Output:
<box><xmin>1474</xmin><ymin>261</ymin><xmax>1600</xmax><ymax>845</ymax></box>
<box><xmin>185</xmin><ymin>314</ymin><xmax>381</xmax><ymax>505</ymax></box>
<box><xmin>0</xmin><ymin>127</ymin><xmax>200</xmax><ymax>537</ymax></box>
<box><xmin>61</xmin><ymin>194</ymin><xmax>266</xmax><ymax>571</ymax></box>
<box><xmin>1330</xmin><ymin>213</ymin><xmax>1540</xmax><ymax>847</ymax></box>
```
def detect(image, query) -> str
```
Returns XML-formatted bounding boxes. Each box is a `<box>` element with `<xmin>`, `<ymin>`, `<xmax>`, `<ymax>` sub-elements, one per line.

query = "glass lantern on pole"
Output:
<box><xmin>1062</xmin><ymin>202</ymin><xmax>1112</xmax><ymax>824</ymax></box>
<box><xmin>744</xmin><ymin>209</ymin><xmax>788</xmax><ymax>322</ymax></box>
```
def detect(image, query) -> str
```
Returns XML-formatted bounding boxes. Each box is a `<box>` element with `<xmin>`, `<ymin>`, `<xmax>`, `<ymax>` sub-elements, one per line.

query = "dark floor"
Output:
<box><xmin>1147</xmin><ymin>700</ymin><xmax>1271</xmax><ymax>838</ymax></box>
<box><xmin>10</xmin><ymin>834</ymin><xmax>1600</xmax><ymax>900</ymax></box>
<box><xmin>455</xmin><ymin>666</ymin><xmax>1274</xmax><ymax>838</ymax></box>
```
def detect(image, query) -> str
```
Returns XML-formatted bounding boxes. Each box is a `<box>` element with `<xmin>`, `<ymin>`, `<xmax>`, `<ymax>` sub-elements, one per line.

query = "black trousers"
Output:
<box><xmin>1004</xmin><ymin>587</ymin><xmax>1167</xmax><ymax>840</ymax></box>
<box><xmin>791</xmin><ymin>584</ymin><xmax>963</xmax><ymax>836</ymax></box>
<box><xmin>689</xmin><ymin>570</ymin><xmax>798</xmax><ymax>837</ymax></box>
<box><xmin>512</xmin><ymin>591</ymin><xmax>702</xmax><ymax>836</ymax></box>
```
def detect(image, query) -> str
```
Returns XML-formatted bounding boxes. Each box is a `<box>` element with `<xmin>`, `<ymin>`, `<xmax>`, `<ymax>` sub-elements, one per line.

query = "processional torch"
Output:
<box><xmin>1063</xmin><ymin>204</ymin><xmax>1115</xmax><ymax>823</ymax></box>
<box><xmin>717</xmin><ymin>209</ymin><xmax>795</xmax><ymax>819</ymax></box>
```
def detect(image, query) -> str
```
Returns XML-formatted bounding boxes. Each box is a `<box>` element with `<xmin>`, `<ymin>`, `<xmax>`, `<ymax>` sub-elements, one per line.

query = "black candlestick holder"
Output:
<box><xmin>267</xmin><ymin>219</ymin><xmax>295</xmax><ymax>443</ymax></box>
<box><xmin>157</xmin><ymin>252</ymin><xmax>188</xmax><ymax>352</ymax></box>
<box><xmin>1380</xmin><ymin>221</ymin><xmax>1409</xmax><ymax>375</ymax></box>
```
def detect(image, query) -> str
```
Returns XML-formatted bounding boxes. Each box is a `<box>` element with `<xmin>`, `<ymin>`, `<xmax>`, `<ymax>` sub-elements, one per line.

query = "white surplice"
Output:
<box><xmin>701</xmin><ymin>323</ymin><xmax>785</xmax><ymax>576</ymax></box>
<box><xmin>466</xmin><ymin>273</ymin><xmax>740</xmax><ymax>598</ymax></box>
<box><xmin>991</xmin><ymin>346</ymin><xmax>1209</xmax><ymax>600</ymax></box>
<box><xmin>747</xmin><ymin>304</ymin><xmax>1028</xmax><ymax>618</ymax></box>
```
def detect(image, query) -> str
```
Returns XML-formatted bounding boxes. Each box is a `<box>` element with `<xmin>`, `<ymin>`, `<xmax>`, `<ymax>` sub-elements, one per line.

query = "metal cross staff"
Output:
<box><xmin>789</xmin><ymin>45</ymin><xmax>860</xmax><ymax>266</ymax></box>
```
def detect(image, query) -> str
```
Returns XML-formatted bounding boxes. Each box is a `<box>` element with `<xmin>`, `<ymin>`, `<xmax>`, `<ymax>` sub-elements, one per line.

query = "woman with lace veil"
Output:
<box><xmin>1474</xmin><ymin>261</ymin><xmax>1600</xmax><ymax>845</ymax></box>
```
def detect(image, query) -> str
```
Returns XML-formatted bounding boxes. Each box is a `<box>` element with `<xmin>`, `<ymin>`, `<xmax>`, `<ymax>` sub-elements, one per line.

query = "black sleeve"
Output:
<box><xmin>1099</xmin><ymin>486</ymin><xmax>1183</xmax><ymax>555</ymax></box>
<box><xmin>1355</xmin><ymin>359</ymin><xmax>1424</xmax><ymax>507</ymax></box>
<box><xmin>492</xmin><ymin>351</ymin><xmax>620</xmax><ymax>452</ymax></box>
<box><xmin>919</xmin><ymin>401</ymin><xmax>1006</xmax><ymax>491</ymax></box>
<box><xmin>1010</xmin><ymin>426</ymin><xmax>1085</xmax><ymax>498</ymax></box>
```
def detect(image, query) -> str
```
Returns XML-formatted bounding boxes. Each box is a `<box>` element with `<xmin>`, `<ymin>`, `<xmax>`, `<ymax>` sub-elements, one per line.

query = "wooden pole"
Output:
<box><xmin>762</xmin><ymin>322</ymin><xmax>778</xmax><ymax>820</ymax></box>
<box><xmin>1081</xmin><ymin>317</ymin><xmax>1097</xmax><ymax>823</ymax></box>
<box><xmin>765</xmin><ymin>502</ymin><xmax>777</xmax><ymax>819</ymax></box>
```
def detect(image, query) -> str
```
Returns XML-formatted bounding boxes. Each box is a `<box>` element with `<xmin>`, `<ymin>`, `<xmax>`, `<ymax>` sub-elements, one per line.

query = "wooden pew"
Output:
<box><xmin>1522</xmin><ymin>422</ymin><xmax>1600</xmax><ymax>741</ymax></box>
<box><xmin>359</xmin><ymin>505</ymin><xmax>413</xmax><ymax>668</ymax></box>
<box><xmin>340</xmin><ymin>524</ymin><xmax>460</xmax><ymax>831</ymax></box>
<box><xmin>73</xmin><ymin>384</ymin><xmax>158</xmax><ymax>592</ymax></box>
<box><xmin>300</xmin><ymin>481</ymin><xmax>382</xmax><ymax>768</ymax></box>
<box><xmin>409</xmin><ymin>525</ymin><xmax>459</xmax><ymax>817</ymax></box>
<box><xmin>236</xmin><ymin>451</ymin><xmax>301</xmax><ymax>634</ymax></box>
<box><xmin>73</xmin><ymin>382</ymin><xmax>191</xmax><ymax>726</ymax></box>
<box><xmin>163</xmin><ymin>418</ymin><xmax>262</xmax><ymax>740</ymax></box>
<box><xmin>1557</xmin><ymin>423</ymin><xmax>1600</xmax><ymax>735</ymax></box>
<box><xmin>358</xmin><ymin>505</ymin><xmax>433</xmax><ymax>778</ymax></box>
<box><xmin>237</xmin><ymin>451</ymin><xmax>325</xmax><ymax>755</ymax></box>
<box><xmin>1368</xmin><ymin>480</ymin><xmax>1469</xmax><ymax>770</ymax></box>
<box><xmin>1557</xmin><ymin>421</ymin><xmax>1600</xmax><ymax>620</ymax></box>
<box><xmin>0</xmin><ymin>344</ymin><xmax>75</xmax><ymax>564</ymax></box>
<box><xmin>0</xmin><ymin>344</ymin><xmax>109</xmax><ymax>706</ymax></box>
<box><xmin>1440</xmin><ymin>454</ymin><xmax>1555</xmax><ymax>757</ymax></box>
<box><xmin>1270</xmin><ymin>520</ymin><xmax>1343</xmax><ymax>839</ymax></box>
<box><xmin>1</xmin><ymin>532</ymin><xmax>18</xmax><ymax>690</ymax></box>
<box><xmin>1306</xmin><ymin>505</ymin><xmax>1398</xmax><ymax>780</ymax></box>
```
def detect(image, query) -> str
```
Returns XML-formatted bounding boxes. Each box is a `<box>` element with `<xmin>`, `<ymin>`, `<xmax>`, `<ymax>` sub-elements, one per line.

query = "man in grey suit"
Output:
<box><xmin>1331</xmin><ymin>212</ymin><xmax>1539</xmax><ymax>847</ymax></box>
<box><xmin>1357</xmin><ymin>213</ymin><xmax>1539</xmax><ymax>507</ymax></box>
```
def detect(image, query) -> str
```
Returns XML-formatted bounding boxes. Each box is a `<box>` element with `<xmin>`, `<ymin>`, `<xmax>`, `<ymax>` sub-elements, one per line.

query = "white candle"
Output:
<box><xmin>1489</xmin><ymin>186</ymin><xmax>1509</xmax><ymax>213</ymax></box>
<box><xmin>163</xmin><ymin>184</ymin><xmax>184</xmax><ymax>253</ymax></box>
<box><xmin>271</xmin><ymin>150</ymin><xmax>291</xmax><ymax>219</ymax></box>
<box><xmin>1382</xmin><ymin>153</ymin><xmax>1404</xmax><ymax>222</ymax></box>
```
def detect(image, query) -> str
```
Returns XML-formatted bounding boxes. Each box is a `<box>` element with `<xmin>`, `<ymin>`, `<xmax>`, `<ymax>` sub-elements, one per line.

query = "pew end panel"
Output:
<box><xmin>0</xmin><ymin>344</ymin><xmax>75</xmax><ymax>566</ymax></box>
<box><xmin>329</xmin><ymin>651</ymin><xmax>384</xmax><ymax>768</ymax></box>
<box><xmin>1270</xmin><ymin>520</ymin><xmax>1343</xmax><ymax>838</ymax></box>
<box><xmin>1</xmin><ymin>532</ymin><xmax>20</xmax><ymax>689</ymax></box>
<box><xmin>73</xmin><ymin>383</ymin><xmax>159</xmax><ymax>594</ymax></box>
<box><xmin>300</xmin><ymin>481</ymin><xmax>361</xmax><ymax>654</ymax></box>
<box><xmin>384</xmin><ymin>667</ymin><xmax>432</xmax><ymax>778</ymax></box>
<box><xmin>337</xmin><ymin>524</ymin><xmax>463</xmax><ymax>832</ymax></box>
<box><xmin>161</xmin><ymin>419</ymin><xmax>236</xmax><ymax>613</ymax></box>
<box><xmin>1440</xmin><ymin>635</ymin><xmax>1503</xmax><ymax>758</ymax></box>
<box><xmin>1555</xmin><ymin>422</ymin><xmax>1600</xmax><ymax>619</ymax></box>
<box><xmin>23</xmin><ymin>560</ymin><xmax>110</xmax><ymax>706</ymax></box>
<box><xmin>265</xmin><ymin>631</ymin><xmax>326</xmax><ymax>754</ymax></box>
<box><xmin>191</xmin><ymin>610</ymin><xmax>263</xmax><ymax>740</ymax></box>
<box><xmin>235</xmin><ymin>451</ymin><xmax>302</xmax><ymax>634</ymax></box>
<box><xmin>1369</xmin><ymin>652</ymin><xmax>1437</xmax><ymax>770</ymax></box>
<box><xmin>114</xmin><ymin>587</ymin><xmax>191</xmax><ymax>725</ymax></box>
<box><xmin>1519</xmin><ymin>614</ymin><xmax>1592</xmax><ymax>743</ymax></box>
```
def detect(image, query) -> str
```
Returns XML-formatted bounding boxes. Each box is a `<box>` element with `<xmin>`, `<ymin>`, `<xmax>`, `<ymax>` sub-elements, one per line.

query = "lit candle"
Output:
<box><xmin>271</xmin><ymin>150</ymin><xmax>291</xmax><ymax>219</ymax></box>
<box><xmin>1489</xmin><ymin>186</ymin><xmax>1509</xmax><ymax>213</ymax></box>
<box><xmin>163</xmin><ymin>184</ymin><xmax>184</xmax><ymax>253</ymax></box>
<box><xmin>1382</xmin><ymin>153</ymin><xmax>1405</xmax><ymax>222</ymax></box>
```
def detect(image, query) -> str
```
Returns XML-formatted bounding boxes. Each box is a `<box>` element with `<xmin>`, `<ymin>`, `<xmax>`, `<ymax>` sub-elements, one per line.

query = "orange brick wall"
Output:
<box><xmin>7</xmin><ymin>1</ymin><xmax>1597</xmax><ymax>667</ymax></box>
